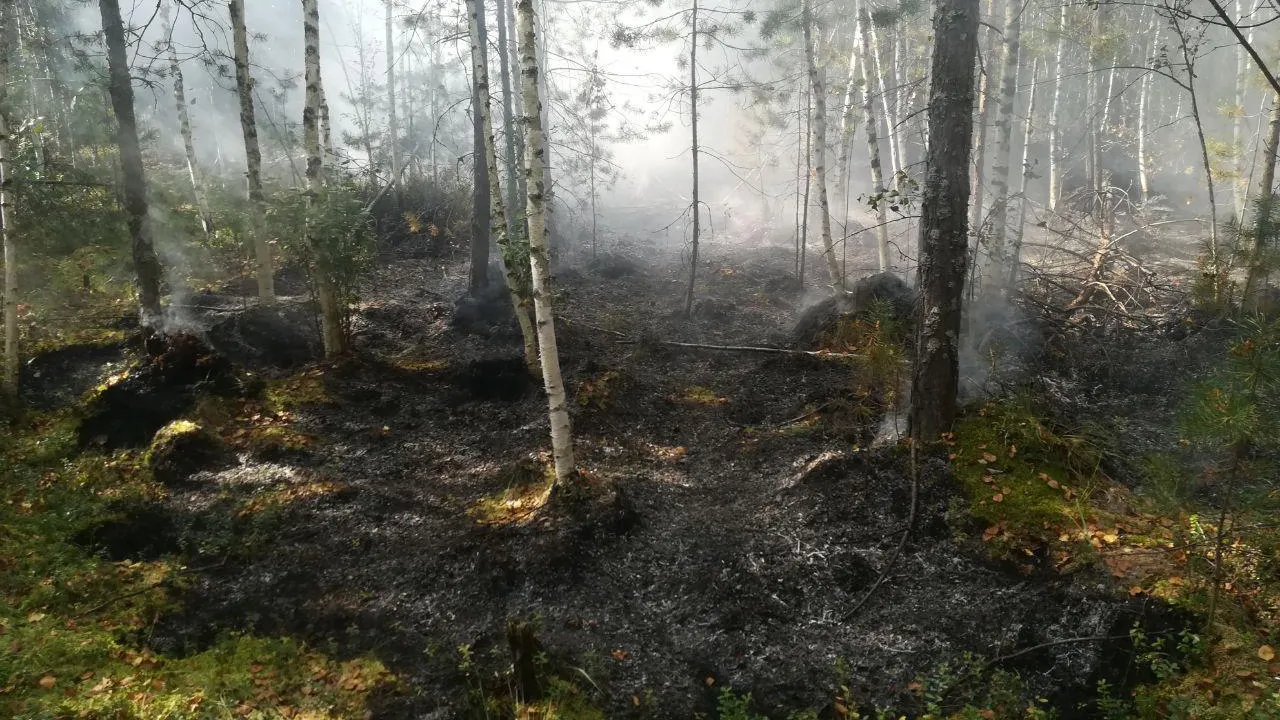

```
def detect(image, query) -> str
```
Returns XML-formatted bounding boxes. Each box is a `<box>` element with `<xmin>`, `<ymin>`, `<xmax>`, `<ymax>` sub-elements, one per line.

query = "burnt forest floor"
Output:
<box><xmin>3</xmin><ymin>241</ymin><xmax>1279</xmax><ymax>720</ymax></box>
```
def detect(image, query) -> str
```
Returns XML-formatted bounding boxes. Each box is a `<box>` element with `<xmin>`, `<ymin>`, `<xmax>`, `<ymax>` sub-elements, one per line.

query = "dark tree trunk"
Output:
<box><xmin>469</xmin><ymin>0</ymin><xmax>491</xmax><ymax>295</ymax></box>
<box><xmin>100</xmin><ymin>0</ymin><xmax>162</xmax><ymax>324</ymax></box>
<box><xmin>910</xmin><ymin>0</ymin><xmax>980</xmax><ymax>442</ymax></box>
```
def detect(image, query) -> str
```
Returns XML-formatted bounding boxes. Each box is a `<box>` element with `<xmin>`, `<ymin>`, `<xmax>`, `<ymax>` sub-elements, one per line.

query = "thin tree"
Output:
<box><xmin>1008</xmin><ymin>57</ymin><xmax>1038</xmax><ymax>288</ymax></box>
<box><xmin>100</xmin><ymin>0</ymin><xmax>163</xmax><ymax>325</ymax></box>
<box><xmin>495</xmin><ymin>0</ymin><xmax>525</xmax><ymax>236</ymax></box>
<box><xmin>467</xmin><ymin>0</ymin><xmax>539</xmax><ymax>370</ymax></box>
<box><xmin>386</xmin><ymin>0</ymin><xmax>401</xmax><ymax>198</ymax></box>
<box><xmin>856</xmin><ymin>1</ymin><xmax>891</xmax><ymax>271</ymax></box>
<box><xmin>981</xmin><ymin>0</ymin><xmax>1021</xmax><ymax>297</ymax></box>
<box><xmin>469</xmin><ymin>0</ymin><xmax>492</xmax><ymax>294</ymax></box>
<box><xmin>160</xmin><ymin>1</ymin><xmax>212</xmax><ymax>237</ymax></box>
<box><xmin>518</xmin><ymin>0</ymin><xmax>576</xmax><ymax>484</ymax></box>
<box><xmin>302</xmin><ymin>0</ymin><xmax>346</xmax><ymax>355</ymax></box>
<box><xmin>802</xmin><ymin>0</ymin><xmax>842</xmax><ymax>293</ymax></box>
<box><xmin>229</xmin><ymin>0</ymin><xmax>274</xmax><ymax>302</ymax></box>
<box><xmin>1</xmin><ymin>2</ymin><xmax>16</xmax><ymax>395</ymax></box>
<box><xmin>1047</xmin><ymin>0</ymin><xmax>1065</xmax><ymax>211</ymax></box>
<box><xmin>684</xmin><ymin>0</ymin><xmax>702</xmax><ymax>315</ymax></box>
<box><xmin>911</xmin><ymin>0</ymin><xmax>979</xmax><ymax>442</ymax></box>
<box><xmin>1244</xmin><ymin>95</ymin><xmax>1280</xmax><ymax>305</ymax></box>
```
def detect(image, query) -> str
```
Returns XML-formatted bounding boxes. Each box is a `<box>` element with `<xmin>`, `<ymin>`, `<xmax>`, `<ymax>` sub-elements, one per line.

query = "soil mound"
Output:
<box><xmin>147</xmin><ymin>421</ymin><xmax>234</xmax><ymax>485</ymax></box>
<box><xmin>207</xmin><ymin>305</ymin><xmax>320</xmax><ymax>369</ymax></box>
<box><xmin>792</xmin><ymin>272</ymin><xmax>916</xmax><ymax>348</ymax></box>
<box><xmin>451</xmin><ymin>286</ymin><xmax>518</xmax><ymax>339</ymax></box>
<box><xmin>77</xmin><ymin>332</ymin><xmax>243</xmax><ymax>449</ymax></box>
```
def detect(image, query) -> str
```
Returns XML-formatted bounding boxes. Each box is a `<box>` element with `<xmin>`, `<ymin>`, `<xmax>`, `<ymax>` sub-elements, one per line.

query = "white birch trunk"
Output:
<box><xmin>517</xmin><ymin>0</ymin><xmax>575</xmax><ymax>484</ymax></box>
<box><xmin>467</xmin><ymin>0</ymin><xmax>538</xmax><ymax>371</ymax></box>
<box><xmin>868</xmin><ymin>19</ymin><xmax>902</xmax><ymax>184</ymax></box>
<box><xmin>835</xmin><ymin>22</ymin><xmax>862</xmax><ymax>215</ymax></box>
<box><xmin>230</xmin><ymin>0</ymin><xmax>274</xmax><ymax>302</ymax></box>
<box><xmin>1</xmin><ymin>7</ymin><xmax>17</xmax><ymax>395</ymax></box>
<box><xmin>161</xmin><ymin>1</ymin><xmax>212</xmax><ymax>237</ymax></box>
<box><xmin>303</xmin><ymin>0</ymin><xmax>345</xmax><ymax>355</ymax></box>
<box><xmin>982</xmin><ymin>0</ymin><xmax>1021</xmax><ymax>295</ymax></box>
<box><xmin>803</xmin><ymin>0</ymin><xmax>843</xmax><ymax>293</ymax></box>
<box><xmin>386</xmin><ymin>0</ymin><xmax>400</xmax><ymax>192</ymax></box>
<box><xmin>856</xmin><ymin>2</ymin><xmax>891</xmax><ymax>270</ymax></box>
<box><xmin>1009</xmin><ymin>58</ymin><xmax>1038</xmax><ymax>288</ymax></box>
<box><xmin>1048</xmin><ymin>1</ymin><xmax>1066</xmax><ymax>211</ymax></box>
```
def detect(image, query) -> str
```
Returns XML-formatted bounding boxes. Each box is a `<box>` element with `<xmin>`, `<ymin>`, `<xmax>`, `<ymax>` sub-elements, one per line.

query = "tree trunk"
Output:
<box><xmin>1176</xmin><ymin>21</ymin><xmax>1221</xmax><ymax>299</ymax></box>
<box><xmin>856</xmin><ymin>1</ymin><xmax>891</xmax><ymax>270</ymax></box>
<box><xmin>1009</xmin><ymin>57</ymin><xmax>1038</xmax><ymax>288</ymax></box>
<box><xmin>517</xmin><ymin>0</ymin><xmax>575</xmax><ymax>485</ymax></box>
<box><xmin>868</xmin><ymin>19</ymin><xmax>902</xmax><ymax>183</ymax></box>
<box><xmin>803</xmin><ymin>0</ymin><xmax>843</xmax><ymax>294</ymax></box>
<box><xmin>1</xmin><ymin>5</ymin><xmax>17</xmax><ymax>394</ymax></box>
<box><xmin>302</xmin><ymin>0</ymin><xmax>345</xmax><ymax>355</ymax></box>
<box><xmin>835</xmin><ymin>28</ymin><xmax>862</xmax><ymax>217</ymax></box>
<box><xmin>981</xmin><ymin>0</ymin><xmax>1021</xmax><ymax>297</ymax></box>
<box><xmin>230</xmin><ymin>0</ymin><xmax>274</xmax><ymax>303</ymax></box>
<box><xmin>968</xmin><ymin>0</ymin><xmax>997</xmax><ymax>258</ymax></box>
<box><xmin>495</xmin><ymin>0</ymin><xmax>523</xmax><ymax>235</ymax></box>
<box><xmin>911</xmin><ymin>0</ymin><xmax>979</xmax><ymax>442</ymax></box>
<box><xmin>684</xmin><ymin>0</ymin><xmax>702</xmax><ymax>315</ymax></box>
<box><xmin>469</xmin><ymin>0</ymin><xmax>492</xmax><ymax>295</ymax></box>
<box><xmin>162</xmin><ymin>1</ymin><xmax>212</xmax><ymax>238</ymax></box>
<box><xmin>100</xmin><ymin>0</ymin><xmax>162</xmax><ymax>325</ymax></box>
<box><xmin>1244</xmin><ymin>94</ymin><xmax>1280</xmax><ymax>306</ymax></box>
<box><xmin>1048</xmin><ymin>1</ymin><xmax>1066</xmax><ymax>211</ymax></box>
<box><xmin>1137</xmin><ymin>23</ymin><xmax>1161</xmax><ymax>205</ymax></box>
<box><xmin>386</xmin><ymin>0</ymin><xmax>400</xmax><ymax>201</ymax></box>
<box><xmin>466</xmin><ymin>0</ymin><xmax>538</xmax><ymax>371</ymax></box>
<box><xmin>800</xmin><ymin>86</ymin><xmax>811</xmax><ymax>286</ymax></box>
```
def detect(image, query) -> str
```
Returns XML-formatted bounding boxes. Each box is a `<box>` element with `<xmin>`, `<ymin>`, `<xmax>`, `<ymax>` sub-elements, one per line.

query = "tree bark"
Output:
<box><xmin>684</xmin><ymin>0</ymin><xmax>702</xmax><ymax>315</ymax></box>
<box><xmin>302</xmin><ymin>0</ymin><xmax>345</xmax><ymax>355</ymax></box>
<box><xmin>467</xmin><ymin>0</ymin><xmax>538</xmax><ymax>371</ymax></box>
<box><xmin>1</xmin><ymin>4</ymin><xmax>17</xmax><ymax>394</ymax></box>
<box><xmin>1009</xmin><ymin>57</ymin><xmax>1038</xmax><ymax>288</ymax></box>
<box><xmin>386</xmin><ymin>0</ymin><xmax>400</xmax><ymax>200</ymax></box>
<box><xmin>856</xmin><ymin>1</ymin><xmax>891</xmax><ymax>270</ymax></box>
<box><xmin>1244</xmin><ymin>94</ymin><xmax>1280</xmax><ymax>305</ymax></box>
<box><xmin>835</xmin><ymin>28</ymin><xmax>862</xmax><ymax>219</ymax></box>
<box><xmin>981</xmin><ymin>0</ymin><xmax>1021</xmax><ymax>297</ymax></box>
<box><xmin>100</xmin><ymin>0</ymin><xmax>162</xmax><ymax>325</ymax></box>
<box><xmin>911</xmin><ymin>0</ymin><xmax>979</xmax><ymax>442</ymax></box>
<box><xmin>229</xmin><ymin>0</ymin><xmax>274</xmax><ymax>303</ymax></box>
<box><xmin>469</xmin><ymin>0</ymin><xmax>492</xmax><ymax>294</ymax></box>
<box><xmin>1048</xmin><ymin>1</ymin><xmax>1066</xmax><ymax>211</ymax></box>
<box><xmin>161</xmin><ymin>1</ymin><xmax>212</xmax><ymax>238</ymax></box>
<box><xmin>803</xmin><ymin>0</ymin><xmax>843</xmax><ymax>294</ymax></box>
<box><xmin>518</xmin><ymin>0</ymin><xmax>576</xmax><ymax>485</ymax></box>
<box><xmin>494</xmin><ymin>0</ymin><xmax>523</xmax><ymax>235</ymax></box>
<box><xmin>868</xmin><ymin>18</ymin><xmax>902</xmax><ymax>183</ymax></box>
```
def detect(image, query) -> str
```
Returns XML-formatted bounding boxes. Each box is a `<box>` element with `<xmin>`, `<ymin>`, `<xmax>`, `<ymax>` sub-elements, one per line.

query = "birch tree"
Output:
<box><xmin>386</xmin><ymin>0</ymin><xmax>401</xmax><ymax>196</ymax></box>
<box><xmin>981</xmin><ymin>0</ymin><xmax>1021</xmax><ymax>297</ymax></box>
<box><xmin>802</xmin><ymin>0</ymin><xmax>843</xmax><ymax>293</ymax></box>
<box><xmin>229</xmin><ymin>0</ymin><xmax>274</xmax><ymax>302</ymax></box>
<box><xmin>1047</xmin><ymin>1</ymin><xmax>1066</xmax><ymax>211</ymax></box>
<box><xmin>1</xmin><ymin>2</ymin><xmax>16</xmax><ymax>395</ymax></box>
<box><xmin>302</xmin><ymin>0</ymin><xmax>346</xmax><ymax>355</ymax></box>
<box><xmin>469</xmin><ymin>0</ymin><xmax>491</xmax><ymax>294</ymax></box>
<box><xmin>856</xmin><ymin>1</ymin><xmax>891</xmax><ymax>270</ymax></box>
<box><xmin>911</xmin><ymin>0</ymin><xmax>979</xmax><ymax>442</ymax></box>
<box><xmin>467</xmin><ymin>0</ymin><xmax>539</xmax><ymax>371</ymax></box>
<box><xmin>160</xmin><ymin>1</ymin><xmax>212</xmax><ymax>238</ymax></box>
<box><xmin>100</xmin><ymin>0</ymin><xmax>162</xmax><ymax>325</ymax></box>
<box><xmin>518</xmin><ymin>0</ymin><xmax>576</xmax><ymax>485</ymax></box>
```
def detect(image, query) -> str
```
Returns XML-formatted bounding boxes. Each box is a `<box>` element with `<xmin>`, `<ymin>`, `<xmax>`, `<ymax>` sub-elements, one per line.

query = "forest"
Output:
<box><xmin>1</xmin><ymin>0</ymin><xmax>1279</xmax><ymax>717</ymax></box>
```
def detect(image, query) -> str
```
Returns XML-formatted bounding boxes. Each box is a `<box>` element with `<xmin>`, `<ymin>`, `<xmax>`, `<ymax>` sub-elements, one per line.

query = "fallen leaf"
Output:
<box><xmin>1059</xmin><ymin>533</ymin><xmax>1071</xmax><ymax>542</ymax></box>
<box><xmin>632</xmin><ymin>696</ymin><xmax>640</xmax><ymax>707</ymax></box>
<box><xmin>611</xmin><ymin>649</ymin><xmax>630</xmax><ymax>661</ymax></box>
<box><xmin>992</xmin><ymin>493</ymin><xmax>1004</xmax><ymax>503</ymax></box>
<box><xmin>1129</xmin><ymin>586</ymin><xmax>1144</xmax><ymax>596</ymax></box>
<box><xmin>983</xmin><ymin>525</ymin><xmax>1001</xmax><ymax>541</ymax></box>
<box><xmin>982</xmin><ymin>452</ymin><xmax>998</xmax><ymax>463</ymax></box>
<box><xmin>704</xmin><ymin>675</ymin><xmax>715</xmax><ymax>687</ymax></box>
<box><xmin>1258</xmin><ymin>645</ymin><xmax>1276</xmax><ymax>661</ymax></box>
<box><xmin>1001</xmin><ymin>487</ymin><xmax>1012</xmax><ymax>495</ymax></box>
<box><xmin>26</xmin><ymin>612</ymin><xmax>45</xmax><ymax>624</ymax></box>
<box><xmin>38</xmin><ymin>675</ymin><xmax>56</xmax><ymax>690</ymax></box>
<box><xmin>1008</xmin><ymin>445</ymin><xmax>1017</xmax><ymax>458</ymax></box>
<box><xmin>1102</xmin><ymin>532</ymin><xmax>1119</xmax><ymax>544</ymax></box>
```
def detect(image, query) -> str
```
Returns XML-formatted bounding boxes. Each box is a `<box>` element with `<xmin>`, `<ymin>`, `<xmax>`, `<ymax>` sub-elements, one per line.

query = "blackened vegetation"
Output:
<box><xmin>77</xmin><ymin>332</ymin><xmax>246</xmax><ymax>449</ymax></box>
<box><xmin>792</xmin><ymin>271</ymin><xmax>916</xmax><ymax>349</ymax></box>
<box><xmin>28</xmin><ymin>245</ymin><xmax>1204</xmax><ymax>718</ymax></box>
<box><xmin>207</xmin><ymin>304</ymin><xmax>320</xmax><ymax>369</ymax></box>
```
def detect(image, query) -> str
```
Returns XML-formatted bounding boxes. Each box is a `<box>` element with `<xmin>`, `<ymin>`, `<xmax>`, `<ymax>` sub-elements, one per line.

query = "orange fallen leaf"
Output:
<box><xmin>992</xmin><ymin>493</ymin><xmax>1004</xmax><ymax>503</ymax></box>
<box><xmin>1129</xmin><ymin>586</ymin><xmax>1144</xmax><ymax>596</ymax></box>
<box><xmin>982</xmin><ymin>452</ymin><xmax>998</xmax><ymax>463</ymax></box>
<box><xmin>983</xmin><ymin>525</ymin><xmax>1002</xmax><ymax>541</ymax></box>
<box><xmin>1258</xmin><ymin>645</ymin><xmax>1276</xmax><ymax>661</ymax></box>
<box><xmin>611</xmin><ymin>649</ymin><xmax>630</xmax><ymax>661</ymax></box>
<box><xmin>38</xmin><ymin>676</ymin><xmax>56</xmax><ymax>690</ymax></box>
<box><xmin>704</xmin><ymin>675</ymin><xmax>715</xmax><ymax>687</ymax></box>
<box><xmin>1007</xmin><ymin>445</ymin><xmax>1017</xmax><ymax>458</ymax></box>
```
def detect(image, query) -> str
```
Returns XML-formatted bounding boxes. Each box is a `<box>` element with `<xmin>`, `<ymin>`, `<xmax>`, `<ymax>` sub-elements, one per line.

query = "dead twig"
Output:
<box><xmin>617</xmin><ymin>338</ymin><xmax>864</xmax><ymax>359</ymax></box>
<box><xmin>843</xmin><ymin>437</ymin><xmax>918</xmax><ymax>620</ymax></box>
